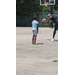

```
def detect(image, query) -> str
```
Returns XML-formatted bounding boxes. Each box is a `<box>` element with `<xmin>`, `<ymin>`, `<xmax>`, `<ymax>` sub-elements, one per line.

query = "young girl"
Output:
<box><xmin>32</xmin><ymin>16</ymin><xmax>39</xmax><ymax>45</ymax></box>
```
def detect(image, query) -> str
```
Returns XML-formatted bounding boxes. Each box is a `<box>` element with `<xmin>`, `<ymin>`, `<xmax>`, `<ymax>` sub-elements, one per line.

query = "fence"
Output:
<box><xmin>16</xmin><ymin>13</ymin><xmax>58</xmax><ymax>27</ymax></box>
<box><xmin>16</xmin><ymin>16</ymin><xmax>33</xmax><ymax>27</ymax></box>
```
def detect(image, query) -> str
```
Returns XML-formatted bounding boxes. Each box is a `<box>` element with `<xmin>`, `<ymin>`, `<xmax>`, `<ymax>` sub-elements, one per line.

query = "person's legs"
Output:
<box><xmin>53</xmin><ymin>28</ymin><xmax>56</xmax><ymax>39</ymax></box>
<box><xmin>52</xmin><ymin>22</ymin><xmax>58</xmax><ymax>41</ymax></box>
<box><xmin>32</xmin><ymin>30</ymin><xmax>35</xmax><ymax>44</ymax></box>
<box><xmin>32</xmin><ymin>35</ymin><xmax>34</xmax><ymax>44</ymax></box>
<box><xmin>34</xmin><ymin>35</ymin><xmax>37</xmax><ymax>45</ymax></box>
<box><xmin>32</xmin><ymin>30</ymin><xmax>37</xmax><ymax>45</ymax></box>
<box><xmin>34</xmin><ymin>30</ymin><xmax>37</xmax><ymax>45</ymax></box>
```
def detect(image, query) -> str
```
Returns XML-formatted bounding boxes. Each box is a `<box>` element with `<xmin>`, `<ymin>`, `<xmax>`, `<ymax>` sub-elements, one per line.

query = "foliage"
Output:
<box><xmin>16</xmin><ymin>0</ymin><xmax>58</xmax><ymax>16</ymax></box>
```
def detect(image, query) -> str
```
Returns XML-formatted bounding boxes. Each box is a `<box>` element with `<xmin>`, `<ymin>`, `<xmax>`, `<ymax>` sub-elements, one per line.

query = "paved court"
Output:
<box><xmin>16</xmin><ymin>27</ymin><xmax>58</xmax><ymax>75</ymax></box>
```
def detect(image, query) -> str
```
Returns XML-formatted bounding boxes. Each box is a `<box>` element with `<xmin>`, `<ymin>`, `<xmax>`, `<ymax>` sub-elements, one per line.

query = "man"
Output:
<box><xmin>43</xmin><ymin>14</ymin><xmax>58</xmax><ymax>41</ymax></box>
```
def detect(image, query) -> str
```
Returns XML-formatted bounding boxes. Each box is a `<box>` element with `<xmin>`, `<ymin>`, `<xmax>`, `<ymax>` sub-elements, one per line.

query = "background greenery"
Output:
<box><xmin>16</xmin><ymin>0</ymin><xmax>58</xmax><ymax>27</ymax></box>
<box><xmin>16</xmin><ymin>0</ymin><xmax>58</xmax><ymax>16</ymax></box>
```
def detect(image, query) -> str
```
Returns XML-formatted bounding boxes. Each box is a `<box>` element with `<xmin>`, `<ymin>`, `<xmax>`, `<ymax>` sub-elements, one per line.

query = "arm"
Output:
<box><xmin>43</xmin><ymin>20</ymin><xmax>52</xmax><ymax>24</ymax></box>
<box><xmin>49</xmin><ymin>20</ymin><xmax>52</xmax><ymax>23</ymax></box>
<box><xmin>43</xmin><ymin>16</ymin><xmax>53</xmax><ymax>23</ymax></box>
<box><xmin>47</xmin><ymin>16</ymin><xmax>53</xmax><ymax>23</ymax></box>
<box><xmin>37</xmin><ymin>24</ymin><xmax>38</xmax><ymax>33</ymax></box>
<box><xmin>44</xmin><ymin>20</ymin><xmax>52</xmax><ymax>23</ymax></box>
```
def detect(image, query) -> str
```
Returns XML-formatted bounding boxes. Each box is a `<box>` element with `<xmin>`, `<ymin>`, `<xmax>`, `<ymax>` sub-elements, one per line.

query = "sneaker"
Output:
<box><xmin>51</xmin><ymin>39</ymin><xmax>54</xmax><ymax>41</ymax></box>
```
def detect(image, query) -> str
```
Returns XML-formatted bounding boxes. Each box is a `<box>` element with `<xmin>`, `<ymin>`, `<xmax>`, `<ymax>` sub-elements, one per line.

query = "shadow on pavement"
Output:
<box><xmin>37</xmin><ymin>43</ymin><xmax>43</xmax><ymax>45</ymax></box>
<box><xmin>47</xmin><ymin>39</ymin><xmax>58</xmax><ymax>42</ymax></box>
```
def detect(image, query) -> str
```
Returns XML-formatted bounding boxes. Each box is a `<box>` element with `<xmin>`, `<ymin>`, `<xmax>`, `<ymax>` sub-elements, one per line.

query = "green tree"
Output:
<box><xmin>16</xmin><ymin>0</ymin><xmax>43</xmax><ymax>16</ymax></box>
<box><xmin>54</xmin><ymin>0</ymin><xmax>58</xmax><ymax>10</ymax></box>
<box><xmin>16</xmin><ymin>0</ymin><xmax>58</xmax><ymax>16</ymax></box>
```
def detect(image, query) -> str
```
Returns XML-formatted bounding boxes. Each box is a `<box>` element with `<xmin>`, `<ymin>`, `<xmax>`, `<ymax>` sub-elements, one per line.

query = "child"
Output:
<box><xmin>32</xmin><ymin>16</ymin><xmax>39</xmax><ymax>45</ymax></box>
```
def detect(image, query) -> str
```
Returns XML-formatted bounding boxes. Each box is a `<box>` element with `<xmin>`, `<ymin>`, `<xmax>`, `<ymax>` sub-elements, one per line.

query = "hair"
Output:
<box><xmin>33</xmin><ymin>16</ymin><xmax>37</xmax><ymax>20</ymax></box>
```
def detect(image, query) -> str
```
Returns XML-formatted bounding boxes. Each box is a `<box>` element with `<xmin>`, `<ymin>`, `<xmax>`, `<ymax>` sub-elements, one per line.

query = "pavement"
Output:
<box><xmin>16</xmin><ymin>27</ymin><xmax>58</xmax><ymax>75</ymax></box>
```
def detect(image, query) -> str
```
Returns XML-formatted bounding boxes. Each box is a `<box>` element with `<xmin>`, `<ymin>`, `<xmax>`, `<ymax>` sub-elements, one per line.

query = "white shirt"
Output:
<box><xmin>32</xmin><ymin>20</ymin><xmax>39</xmax><ymax>31</ymax></box>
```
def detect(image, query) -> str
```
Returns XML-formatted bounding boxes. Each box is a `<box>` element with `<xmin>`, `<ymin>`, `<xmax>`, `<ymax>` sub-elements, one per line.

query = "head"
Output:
<box><xmin>33</xmin><ymin>16</ymin><xmax>37</xmax><ymax>20</ymax></box>
<box><xmin>47</xmin><ymin>14</ymin><xmax>51</xmax><ymax>18</ymax></box>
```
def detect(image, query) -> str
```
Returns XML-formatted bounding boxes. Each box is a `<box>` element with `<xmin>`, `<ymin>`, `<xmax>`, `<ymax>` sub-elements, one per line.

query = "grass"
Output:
<box><xmin>53</xmin><ymin>60</ymin><xmax>58</xmax><ymax>62</ymax></box>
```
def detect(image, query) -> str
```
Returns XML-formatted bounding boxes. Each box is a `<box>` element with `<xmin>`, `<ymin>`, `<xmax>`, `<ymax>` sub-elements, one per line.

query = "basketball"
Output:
<box><xmin>42</xmin><ymin>18</ymin><xmax>46</xmax><ymax>22</ymax></box>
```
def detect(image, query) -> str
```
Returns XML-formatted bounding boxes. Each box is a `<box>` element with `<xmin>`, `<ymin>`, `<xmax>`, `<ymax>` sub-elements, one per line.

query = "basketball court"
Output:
<box><xmin>16</xmin><ymin>27</ymin><xmax>58</xmax><ymax>75</ymax></box>
<box><xmin>16</xmin><ymin>0</ymin><xmax>58</xmax><ymax>75</ymax></box>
